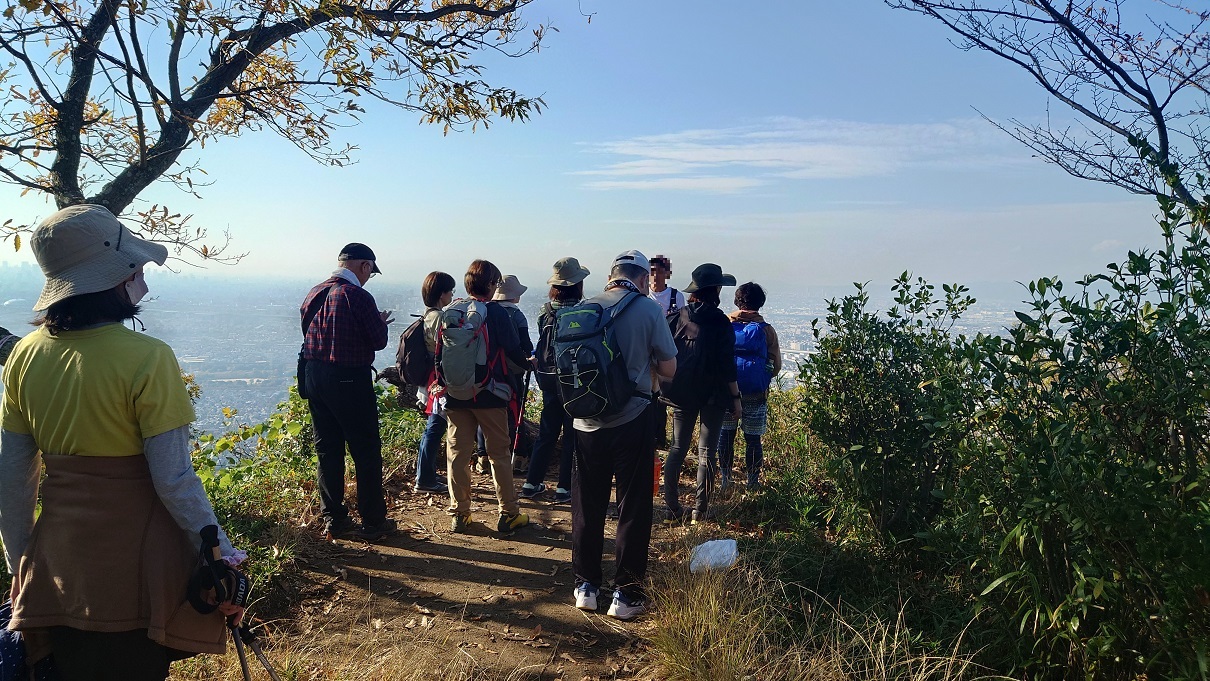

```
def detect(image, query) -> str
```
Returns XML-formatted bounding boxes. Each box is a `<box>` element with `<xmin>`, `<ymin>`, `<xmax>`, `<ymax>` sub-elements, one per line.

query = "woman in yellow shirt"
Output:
<box><xmin>0</xmin><ymin>205</ymin><xmax>244</xmax><ymax>681</ymax></box>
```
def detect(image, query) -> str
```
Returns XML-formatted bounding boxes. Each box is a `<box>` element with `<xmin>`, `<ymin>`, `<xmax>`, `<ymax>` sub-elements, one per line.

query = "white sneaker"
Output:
<box><xmin>574</xmin><ymin>583</ymin><xmax>598</xmax><ymax>611</ymax></box>
<box><xmin>606</xmin><ymin>591</ymin><xmax>646</xmax><ymax>620</ymax></box>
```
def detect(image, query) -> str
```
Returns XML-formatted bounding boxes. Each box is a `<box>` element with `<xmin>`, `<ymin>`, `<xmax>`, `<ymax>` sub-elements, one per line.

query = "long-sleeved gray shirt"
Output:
<box><xmin>0</xmin><ymin>424</ymin><xmax>237</xmax><ymax>572</ymax></box>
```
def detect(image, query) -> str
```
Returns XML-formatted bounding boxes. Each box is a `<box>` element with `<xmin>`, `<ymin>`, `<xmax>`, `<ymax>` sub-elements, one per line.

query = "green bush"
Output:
<box><xmin>799</xmin><ymin>274</ymin><xmax>985</xmax><ymax>546</ymax></box>
<box><xmin>796</xmin><ymin>196</ymin><xmax>1210</xmax><ymax>678</ymax></box>
<box><xmin>958</xmin><ymin>197</ymin><xmax>1210</xmax><ymax>679</ymax></box>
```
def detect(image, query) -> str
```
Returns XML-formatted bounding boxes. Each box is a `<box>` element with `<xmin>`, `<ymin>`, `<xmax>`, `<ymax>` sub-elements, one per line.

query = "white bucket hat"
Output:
<box><xmin>31</xmin><ymin>204</ymin><xmax>168</xmax><ymax>311</ymax></box>
<box><xmin>492</xmin><ymin>274</ymin><xmax>528</xmax><ymax>301</ymax></box>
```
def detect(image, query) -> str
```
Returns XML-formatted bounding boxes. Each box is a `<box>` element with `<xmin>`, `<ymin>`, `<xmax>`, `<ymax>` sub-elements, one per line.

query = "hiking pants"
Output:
<box><xmin>51</xmin><ymin>627</ymin><xmax>172</xmax><ymax>681</ymax></box>
<box><xmin>416</xmin><ymin>413</ymin><xmax>447</xmax><ymax>488</ymax></box>
<box><xmin>654</xmin><ymin>400</ymin><xmax>669</xmax><ymax>450</ymax></box>
<box><xmin>305</xmin><ymin>360</ymin><xmax>387</xmax><ymax>525</ymax></box>
<box><xmin>526</xmin><ymin>394</ymin><xmax>575</xmax><ymax>490</ymax></box>
<box><xmin>446</xmin><ymin>407</ymin><xmax>519</xmax><ymax>516</ymax></box>
<box><xmin>664</xmin><ymin>403</ymin><xmax>725</xmax><ymax>515</ymax></box>
<box><xmin>571</xmin><ymin>403</ymin><xmax>656</xmax><ymax>600</ymax></box>
<box><xmin>719</xmin><ymin>429</ymin><xmax>764</xmax><ymax>487</ymax></box>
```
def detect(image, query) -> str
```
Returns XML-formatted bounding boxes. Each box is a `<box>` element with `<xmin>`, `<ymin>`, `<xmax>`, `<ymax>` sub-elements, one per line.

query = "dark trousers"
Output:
<box><xmin>305</xmin><ymin>360</ymin><xmax>386</xmax><ymax>525</ymax></box>
<box><xmin>654</xmin><ymin>400</ymin><xmax>669</xmax><ymax>449</ymax></box>
<box><xmin>664</xmin><ymin>403</ymin><xmax>725</xmax><ymax>515</ymax></box>
<box><xmin>720</xmin><ymin>429</ymin><xmax>764</xmax><ymax>485</ymax></box>
<box><xmin>416</xmin><ymin>413</ymin><xmax>447</xmax><ymax>487</ymax></box>
<box><xmin>50</xmin><ymin>627</ymin><xmax>171</xmax><ymax>681</ymax></box>
<box><xmin>571</xmin><ymin>403</ymin><xmax>655</xmax><ymax>600</ymax></box>
<box><xmin>526</xmin><ymin>393</ymin><xmax>575</xmax><ymax>490</ymax></box>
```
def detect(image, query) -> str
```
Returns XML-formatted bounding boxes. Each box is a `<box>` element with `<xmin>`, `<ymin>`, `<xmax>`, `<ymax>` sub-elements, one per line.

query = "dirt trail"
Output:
<box><xmin>280</xmin><ymin>464</ymin><xmax>678</xmax><ymax>680</ymax></box>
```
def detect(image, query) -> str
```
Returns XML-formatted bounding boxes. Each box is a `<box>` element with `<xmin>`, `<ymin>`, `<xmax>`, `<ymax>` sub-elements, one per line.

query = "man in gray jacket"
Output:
<box><xmin>570</xmin><ymin>250</ymin><xmax>678</xmax><ymax>621</ymax></box>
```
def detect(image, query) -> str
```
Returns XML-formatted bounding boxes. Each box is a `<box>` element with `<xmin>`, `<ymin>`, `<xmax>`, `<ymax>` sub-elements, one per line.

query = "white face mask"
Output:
<box><xmin>125</xmin><ymin>271</ymin><xmax>148</xmax><ymax>305</ymax></box>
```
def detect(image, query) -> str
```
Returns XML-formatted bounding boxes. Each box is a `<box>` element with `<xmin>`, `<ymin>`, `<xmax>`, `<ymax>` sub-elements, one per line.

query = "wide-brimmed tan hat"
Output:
<box><xmin>683</xmin><ymin>263</ymin><xmax>737</xmax><ymax>293</ymax></box>
<box><xmin>492</xmin><ymin>274</ymin><xmax>528</xmax><ymax>301</ymax></box>
<box><xmin>31</xmin><ymin>204</ymin><xmax>168</xmax><ymax>311</ymax></box>
<box><xmin>547</xmin><ymin>256</ymin><xmax>590</xmax><ymax>286</ymax></box>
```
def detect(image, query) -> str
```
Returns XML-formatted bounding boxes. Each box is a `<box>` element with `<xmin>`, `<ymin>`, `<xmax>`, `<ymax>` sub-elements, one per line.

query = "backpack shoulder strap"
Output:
<box><xmin>301</xmin><ymin>281</ymin><xmax>340</xmax><ymax>335</ymax></box>
<box><xmin>604</xmin><ymin>291</ymin><xmax>643</xmax><ymax>330</ymax></box>
<box><xmin>667</xmin><ymin>288</ymin><xmax>678</xmax><ymax>314</ymax></box>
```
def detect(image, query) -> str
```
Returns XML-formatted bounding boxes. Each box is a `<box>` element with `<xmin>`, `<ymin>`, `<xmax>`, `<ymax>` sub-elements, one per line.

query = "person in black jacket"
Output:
<box><xmin>520</xmin><ymin>257</ymin><xmax>591</xmax><ymax>503</ymax></box>
<box><xmin>660</xmin><ymin>263</ymin><xmax>742</xmax><ymax>524</ymax></box>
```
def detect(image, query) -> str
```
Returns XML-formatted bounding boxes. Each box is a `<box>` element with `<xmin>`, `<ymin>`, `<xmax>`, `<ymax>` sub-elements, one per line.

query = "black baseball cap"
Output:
<box><xmin>338</xmin><ymin>242</ymin><xmax>381</xmax><ymax>274</ymax></box>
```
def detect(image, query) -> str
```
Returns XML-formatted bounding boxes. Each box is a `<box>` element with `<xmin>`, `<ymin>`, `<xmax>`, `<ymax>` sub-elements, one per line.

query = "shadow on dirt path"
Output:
<box><xmin>276</xmin><ymin>459</ymin><xmax>684</xmax><ymax>680</ymax></box>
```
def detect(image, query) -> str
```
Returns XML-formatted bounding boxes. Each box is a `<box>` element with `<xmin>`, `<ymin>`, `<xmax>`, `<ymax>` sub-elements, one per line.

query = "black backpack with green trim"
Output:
<box><xmin>552</xmin><ymin>292</ymin><xmax>642</xmax><ymax>419</ymax></box>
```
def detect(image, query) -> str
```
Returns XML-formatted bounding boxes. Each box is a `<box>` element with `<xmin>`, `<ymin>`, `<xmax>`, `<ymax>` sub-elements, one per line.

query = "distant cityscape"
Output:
<box><xmin>0</xmin><ymin>261</ymin><xmax>1021</xmax><ymax>433</ymax></box>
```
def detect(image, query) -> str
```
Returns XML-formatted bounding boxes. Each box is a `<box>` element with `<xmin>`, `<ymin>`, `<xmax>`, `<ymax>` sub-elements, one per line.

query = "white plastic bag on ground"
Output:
<box><xmin>689</xmin><ymin>539</ymin><xmax>738</xmax><ymax>573</ymax></box>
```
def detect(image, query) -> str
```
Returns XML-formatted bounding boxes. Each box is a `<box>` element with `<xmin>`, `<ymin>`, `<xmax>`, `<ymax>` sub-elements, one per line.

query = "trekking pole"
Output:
<box><xmin>230</xmin><ymin>621</ymin><xmax>254</xmax><ymax>681</ymax></box>
<box><xmin>513</xmin><ymin>369</ymin><xmax>532</xmax><ymax>451</ymax></box>
<box><xmin>511</xmin><ymin>369</ymin><xmax>533</xmax><ymax>471</ymax></box>
<box><xmin>237</xmin><ymin>624</ymin><xmax>285</xmax><ymax>681</ymax></box>
<box><xmin>186</xmin><ymin>526</ymin><xmax>254</xmax><ymax>680</ymax></box>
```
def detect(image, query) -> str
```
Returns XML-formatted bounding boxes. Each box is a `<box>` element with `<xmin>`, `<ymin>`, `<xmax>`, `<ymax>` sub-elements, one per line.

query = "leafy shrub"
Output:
<box><xmin>797</xmin><ymin>195</ymin><xmax>1210</xmax><ymax>678</ymax></box>
<box><xmin>799</xmin><ymin>274</ymin><xmax>985</xmax><ymax>545</ymax></box>
<box><xmin>960</xmin><ymin>197</ymin><xmax>1210</xmax><ymax>679</ymax></box>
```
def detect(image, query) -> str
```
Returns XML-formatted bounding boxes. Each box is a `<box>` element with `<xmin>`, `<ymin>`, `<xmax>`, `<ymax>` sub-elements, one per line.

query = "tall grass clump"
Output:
<box><xmin>648</xmin><ymin>538</ymin><xmax>990</xmax><ymax>681</ymax></box>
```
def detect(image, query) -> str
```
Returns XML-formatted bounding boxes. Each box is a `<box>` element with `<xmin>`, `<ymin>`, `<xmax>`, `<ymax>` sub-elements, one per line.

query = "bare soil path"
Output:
<box><xmin>268</xmin><ymin>464</ymin><xmax>679</xmax><ymax>681</ymax></box>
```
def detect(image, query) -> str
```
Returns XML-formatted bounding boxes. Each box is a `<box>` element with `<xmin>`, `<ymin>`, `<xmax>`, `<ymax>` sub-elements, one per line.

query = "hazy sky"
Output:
<box><xmin>0</xmin><ymin>0</ymin><xmax>1165</xmax><ymax>292</ymax></box>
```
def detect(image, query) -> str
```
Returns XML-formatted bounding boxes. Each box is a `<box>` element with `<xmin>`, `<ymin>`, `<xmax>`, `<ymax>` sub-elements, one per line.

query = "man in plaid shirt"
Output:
<box><xmin>300</xmin><ymin>243</ymin><xmax>397</xmax><ymax>541</ymax></box>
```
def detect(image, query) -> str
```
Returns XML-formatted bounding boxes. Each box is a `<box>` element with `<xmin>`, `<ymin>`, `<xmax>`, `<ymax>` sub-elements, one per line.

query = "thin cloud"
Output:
<box><xmin>578</xmin><ymin>117</ymin><xmax>1021</xmax><ymax>192</ymax></box>
<box><xmin>582</xmin><ymin>176</ymin><xmax>763</xmax><ymax>193</ymax></box>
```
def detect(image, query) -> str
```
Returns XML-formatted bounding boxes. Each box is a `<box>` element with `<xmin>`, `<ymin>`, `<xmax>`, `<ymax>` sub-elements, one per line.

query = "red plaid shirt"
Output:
<box><xmin>300</xmin><ymin>276</ymin><xmax>389</xmax><ymax>367</ymax></box>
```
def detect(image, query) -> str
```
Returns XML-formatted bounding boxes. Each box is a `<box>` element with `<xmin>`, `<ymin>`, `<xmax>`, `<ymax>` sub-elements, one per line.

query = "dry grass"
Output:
<box><xmin>168</xmin><ymin>620</ymin><xmax>549</xmax><ymax>681</ymax></box>
<box><xmin>647</xmin><ymin>535</ymin><xmax>1011</xmax><ymax>681</ymax></box>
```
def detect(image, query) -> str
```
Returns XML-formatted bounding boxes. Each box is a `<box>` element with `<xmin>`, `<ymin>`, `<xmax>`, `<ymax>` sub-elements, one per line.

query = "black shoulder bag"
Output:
<box><xmin>296</xmin><ymin>283</ymin><xmax>337</xmax><ymax>400</ymax></box>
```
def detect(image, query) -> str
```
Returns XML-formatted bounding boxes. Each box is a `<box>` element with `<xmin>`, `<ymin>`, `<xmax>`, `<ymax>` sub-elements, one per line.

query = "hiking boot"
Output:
<box><xmin>519</xmin><ymin>482</ymin><xmax>546</xmax><ymax>500</ymax></box>
<box><xmin>746</xmin><ymin>479</ymin><xmax>761</xmax><ymax>491</ymax></box>
<box><xmin>606</xmin><ymin>590</ymin><xmax>646</xmax><ymax>621</ymax></box>
<box><xmin>574</xmin><ymin>583</ymin><xmax>599</xmax><ymax>611</ymax></box>
<box><xmin>497</xmin><ymin>512</ymin><xmax>529</xmax><ymax>533</ymax></box>
<box><xmin>690</xmin><ymin>509</ymin><xmax>713</xmax><ymax>525</ymax></box>
<box><xmin>451</xmin><ymin>513</ymin><xmax>472</xmax><ymax>533</ymax></box>
<box><xmin>355</xmin><ymin>518</ymin><xmax>398</xmax><ymax>541</ymax></box>
<box><xmin>414</xmin><ymin>480</ymin><xmax>449</xmax><ymax>494</ymax></box>
<box><xmin>663</xmin><ymin>507</ymin><xmax>688</xmax><ymax>525</ymax></box>
<box><xmin>474</xmin><ymin>455</ymin><xmax>491</xmax><ymax>475</ymax></box>
<box><xmin>322</xmin><ymin>516</ymin><xmax>355</xmax><ymax>540</ymax></box>
<box><xmin>719</xmin><ymin>475</ymin><xmax>732</xmax><ymax>491</ymax></box>
<box><xmin>511</xmin><ymin>454</ymin><xmax>530</xmax><ymax>475</ymax></box>
<box><xmin>552</xmin><ymin>488</ymin><xmax>572</xmax><ymax>504</ymax></box>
